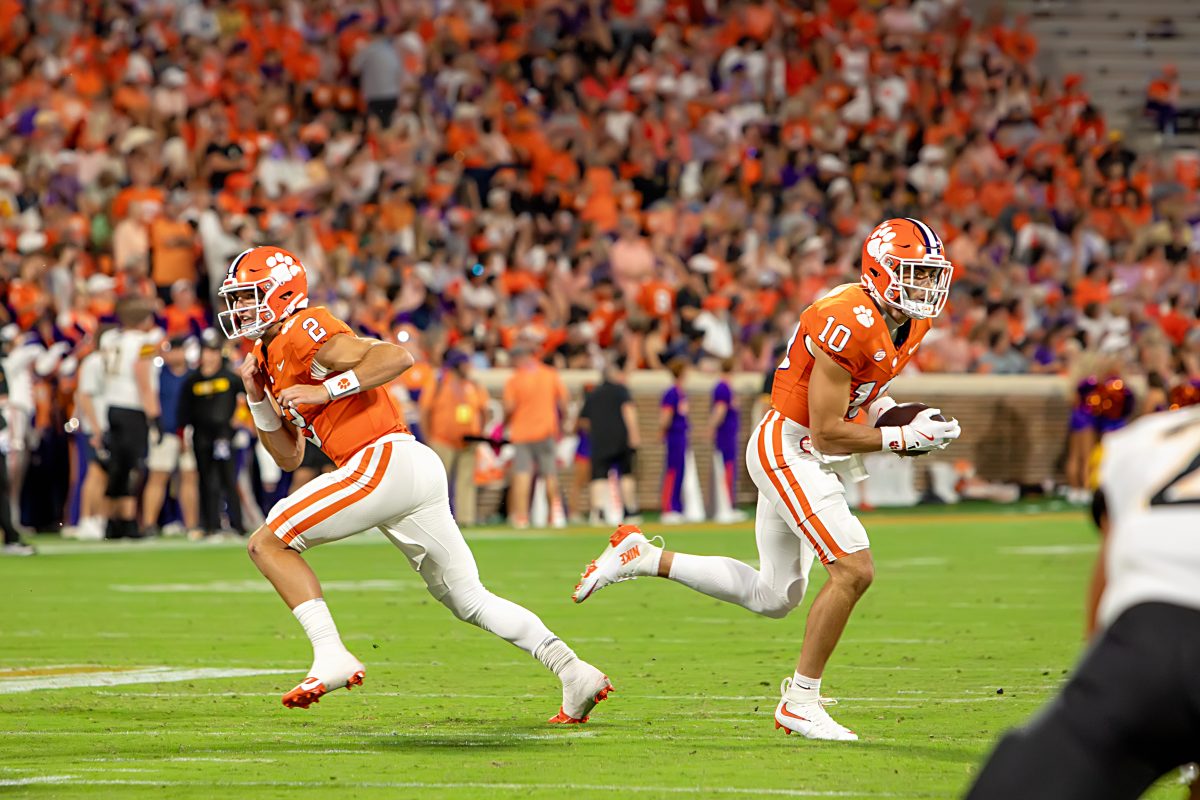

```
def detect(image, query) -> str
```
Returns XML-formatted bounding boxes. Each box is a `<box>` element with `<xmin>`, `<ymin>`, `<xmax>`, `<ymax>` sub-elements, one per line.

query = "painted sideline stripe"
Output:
<box><xmin>31</xmin><ymin>510</ymin><xmax>1084</xmax><ymax>555</ymax></box>
<box><xmin>0</xmin><ymin>667</ymin><xmax>291</xmax><ymax>695</ymax></box>
<box><xmin>0</xmin><ymin>777</ymin><xmax>930</xmax><ymax>797</ymax></box>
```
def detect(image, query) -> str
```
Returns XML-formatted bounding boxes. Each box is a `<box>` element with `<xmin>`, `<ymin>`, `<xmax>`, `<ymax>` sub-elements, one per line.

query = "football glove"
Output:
<box><xmin>866</xmin><ymin>394</ymin><xmax>898</xmax><ymax>426</ymax></box>
<box><xmin>901</xmin><ymin>407</ymin><xmax>960</xmax><ymax>452</ymax></box>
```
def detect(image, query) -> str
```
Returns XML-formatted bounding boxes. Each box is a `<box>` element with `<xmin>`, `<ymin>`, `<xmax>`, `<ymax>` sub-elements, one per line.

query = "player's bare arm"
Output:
<box><xmin>276</xmin><ymin>335</ymin><xmax>415</xmax><ymax>409</ymax></box>
<box><xmin>808</xmin><ymin>347</ymin><xmax>888</xmax><ymax>455</ymax></box>
<box><xmin>240</xmin><ymin>354</ymin><xmax>304</xmax><ymax>472</ymax></box>
<box><xmin>134</xmin><ymin>348</ymin><xmax>162</xmax><ymax>425</ymax></box>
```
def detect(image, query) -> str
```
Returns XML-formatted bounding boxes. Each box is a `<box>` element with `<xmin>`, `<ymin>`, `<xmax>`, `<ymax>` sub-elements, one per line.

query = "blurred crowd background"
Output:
<box><xmin>1</xmin><ymin>0</ymin><xmax>1199</xmax><ymax>543</ymax></box>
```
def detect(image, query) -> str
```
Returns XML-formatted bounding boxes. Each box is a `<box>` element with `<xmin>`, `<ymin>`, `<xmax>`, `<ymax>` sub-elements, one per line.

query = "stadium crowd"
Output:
<box><xmin>1</xmin><ymin>0</ymin><xmax>1200</xmax><ymax>537</ymax></box>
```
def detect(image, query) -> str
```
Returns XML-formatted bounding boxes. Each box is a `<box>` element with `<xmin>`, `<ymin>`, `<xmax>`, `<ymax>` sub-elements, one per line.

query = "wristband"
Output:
<box><xmin>248</xmin><ymin>397</ymin><xmax>282</xmax><ymax>432</ymax></box>
<box><xmin>879</xmin><ymin>426</ymin><xmax>906</xmax><ymax>453</ymax></box>
<box><xmin>323</xmin><ymin>369</ymin><xmax>362</xmax><ymax>399</ymax></box>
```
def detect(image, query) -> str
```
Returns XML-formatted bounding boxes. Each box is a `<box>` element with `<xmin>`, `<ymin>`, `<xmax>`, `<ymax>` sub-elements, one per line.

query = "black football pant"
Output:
<box><xmin>966</xmin><ymin>602</ymin><xmax>1200</xmax><ymax>800</ymax></box>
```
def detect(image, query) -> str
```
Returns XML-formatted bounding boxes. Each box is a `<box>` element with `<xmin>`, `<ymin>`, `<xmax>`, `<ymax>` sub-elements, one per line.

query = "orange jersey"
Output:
<box><xmin>254</xmin><ymin>306</ymin><xmax>407</xmax><ymax>467</ymax></box>
<box><xmin>771</xmin><ymin>283</ymin><xmax>931</xmax><ymax>427</ymax></box>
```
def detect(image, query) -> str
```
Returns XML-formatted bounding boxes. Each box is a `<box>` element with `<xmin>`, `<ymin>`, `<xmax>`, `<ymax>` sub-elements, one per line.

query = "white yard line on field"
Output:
<box><xmin>998</xmin><ymin>544</ymin><xmax>1098</xmax><ymax>556</ymax></box>
<box><xmin>109</xmin><ymin>579</ymin><xmax>412</xmax><ymax>593</ymax></box>
<box><xmin>0</xmin><ymin>667</ymin><xmax>292</xmax><ymax>694</ymax></box>
<box><xmin>84</xmin><ymin>690</ymin><xmax>1030</xmax><ymax>703</ymax></box>
<box><xmin>0</xmin><ymin>776</ymin><xmax>936</xmax><ymax>796</ymax></box>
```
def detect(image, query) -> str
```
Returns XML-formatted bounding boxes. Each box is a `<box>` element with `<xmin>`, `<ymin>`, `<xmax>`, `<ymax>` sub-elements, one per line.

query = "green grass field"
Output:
<box><xmin>0</xmin><ymin>506</ymin><xmax>1185</xmax><ymax>799</ymax></box>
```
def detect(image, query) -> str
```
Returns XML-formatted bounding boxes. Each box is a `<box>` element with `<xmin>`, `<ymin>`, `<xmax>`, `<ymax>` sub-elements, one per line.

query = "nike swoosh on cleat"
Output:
<box><xmin>778</xmin><ymin>705</ymin><xmax>810</xmax><ymax>723</ymax></box>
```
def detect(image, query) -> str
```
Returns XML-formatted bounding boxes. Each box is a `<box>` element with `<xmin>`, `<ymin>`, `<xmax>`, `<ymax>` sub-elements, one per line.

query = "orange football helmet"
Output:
<box><xmin>861</xmin><ymin>218</ymin><xmax>954</xmax><ymax>319</ymax></box>
<box><xmin>217</xmin><ymin>247</ymin><xmax>310</xmax><ymax>339</ymax></box>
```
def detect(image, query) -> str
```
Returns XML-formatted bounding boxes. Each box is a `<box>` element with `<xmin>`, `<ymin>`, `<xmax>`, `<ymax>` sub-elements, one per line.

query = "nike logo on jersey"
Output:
<box><xmin>277</xmin><ymin>360</ymin><xmax>286</xmax><ymax>371</ymax></box>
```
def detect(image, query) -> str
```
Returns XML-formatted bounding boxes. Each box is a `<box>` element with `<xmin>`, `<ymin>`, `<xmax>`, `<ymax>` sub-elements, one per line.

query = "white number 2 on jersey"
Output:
<box><xmin>302</xmin><ymin>317</ymin><xmax>327</xmax><ymax>343</ymax></box>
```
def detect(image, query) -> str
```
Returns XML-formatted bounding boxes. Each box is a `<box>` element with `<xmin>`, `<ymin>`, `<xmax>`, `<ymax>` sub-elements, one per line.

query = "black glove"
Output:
<box><xmin>149</xmin><ymin>416</ymin><xmax>164</xmax><ymax>446</ymax></box>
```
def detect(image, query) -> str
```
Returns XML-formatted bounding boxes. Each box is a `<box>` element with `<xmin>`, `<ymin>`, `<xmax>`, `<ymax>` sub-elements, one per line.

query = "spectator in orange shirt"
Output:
<box><xmin>503</xmin><ymin>344</ymin><xmax>569</xmax><ymax>529</ymax></box>
<box><xmin>1146</xmin><ymin>64</ymin><xmax>1180</xmax><ymax>135</ymax></box>
<box><xmin>150</xmin><ymin>195</ymin><xmax>198</xmax><ymax>301</ymax></box>
<box><xmin>420</xmin><ymin>349</ymin><xmax>488</xmax><ymax>527</ymax></box>
<box><xmin>162</xmin><ymin>281</ymin><xmax>208</xmax><ymax>340</ymax></box>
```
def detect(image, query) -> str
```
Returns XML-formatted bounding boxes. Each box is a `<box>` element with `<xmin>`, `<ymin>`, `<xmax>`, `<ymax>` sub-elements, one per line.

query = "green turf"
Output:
<box><xmin>0</xmin><ymin>509</ymin><xmax>1183</xmax><ymax>799</ymax></box>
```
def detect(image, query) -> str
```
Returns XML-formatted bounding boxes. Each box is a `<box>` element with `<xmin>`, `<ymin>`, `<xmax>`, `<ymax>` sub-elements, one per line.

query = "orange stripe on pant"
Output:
<box><xmin>271</xmin><ymin>443</ymin><xmax>392</xmax><ymax>544</ymax></box>
<box><xmin>770</xmin><ymin>416</ymin><xmax>848</xmax><ymax>560</ymax></box>
<box><xmin>268</xmin><ymin>448</ymin><xmax>371</xmax><ymax>539</ymax></box>
<box><xmin>754</xmin><ymin>412</ymin><xmax>829</xmax><ymax>563</ymax></box>
<box><xmin>280</xmin><ymin>442</ymin><xmax>395</xmax><ymax>544</ymax></box>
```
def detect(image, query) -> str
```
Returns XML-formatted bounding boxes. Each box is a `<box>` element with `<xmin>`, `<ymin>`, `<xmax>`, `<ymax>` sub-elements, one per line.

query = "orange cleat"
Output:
<box><xmin>547</xmin><ymin>678</ymin><xmax>613</xmax><ymax>724</ymax></box>
<box><xmin>281</xmin><ymin>666</ymin><xmax>365</xmax><ymax>709</ymax></box>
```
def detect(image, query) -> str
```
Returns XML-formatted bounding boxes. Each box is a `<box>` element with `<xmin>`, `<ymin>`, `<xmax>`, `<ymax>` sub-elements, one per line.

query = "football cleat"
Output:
<box><xmin>281</xmin><ymin>653</ymin><xmax>366</xmax><ymax>709</ymax></box>
<box><xmin>773</xmin><ymin>678</ymin><xmax>858</xmax><ymax>741</ymax></box>
<box><xmin>548</xmin><ymin>661</ymin><xmax>613</xmax><ymax>724</ymax></box>
<box><xmin>572</xmin><ymin>524</ymin><xmax>662</xmax><ymax>604</ymax></box>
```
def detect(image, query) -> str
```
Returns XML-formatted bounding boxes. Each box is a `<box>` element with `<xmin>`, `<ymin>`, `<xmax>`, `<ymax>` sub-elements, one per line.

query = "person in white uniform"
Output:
<box><xmin>967</xmin><ymin>404</ymin><xmax>1200</xmax><ymax>800</ymax></box>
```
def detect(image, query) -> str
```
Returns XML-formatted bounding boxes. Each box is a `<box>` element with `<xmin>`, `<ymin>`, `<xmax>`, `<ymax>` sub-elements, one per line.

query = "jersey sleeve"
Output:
<box><xmin>713</xmin><ymin>382</ymin><xmax>732</xmax><ymax>406</ymax></box>
<box><xmin>138</xmin><ymin>328</ymin><xmax>165</xmax><ymax>359</ymax></box>
<box><xmin>799</xmin><ymin>299</ymin><xmax>870</xmax><ymax>375</ymax></box>
<box><xmin>285</xmin><ymin>307</ymin><xmax>354</xmax><ymax>380</ymax></box>
<box><xmin>78</xmin><ymin>355</ymin><xmax>103</xmax><ymax>395</ymax></box>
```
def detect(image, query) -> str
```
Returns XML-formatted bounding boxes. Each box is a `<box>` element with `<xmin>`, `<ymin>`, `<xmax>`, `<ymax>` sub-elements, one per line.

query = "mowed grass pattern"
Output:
<box><xmin>0</xmin><ymin>508</ymin><xmax>1183</xmax><ymax>799</ymax></box>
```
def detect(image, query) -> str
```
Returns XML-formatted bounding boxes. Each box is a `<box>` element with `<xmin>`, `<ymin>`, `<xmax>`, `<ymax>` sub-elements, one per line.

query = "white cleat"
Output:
<box><xmin>281</xmin><ymin>651</ymin><xmax>365</xmax><ymax>709</ymax></box>
<box><xmin>548</xmin><ymin>660</ymin><xmax>614</xmax><ymax>724</ymax></box>
<box><xmin>773</xmin><ymin>678</ymin><xmax>859</xmax><ymax>741</ymax></box>
<box><xmin>572</xmin><ymin>524</ymin><xmax>662</xmax><ymax>604</ymax></box>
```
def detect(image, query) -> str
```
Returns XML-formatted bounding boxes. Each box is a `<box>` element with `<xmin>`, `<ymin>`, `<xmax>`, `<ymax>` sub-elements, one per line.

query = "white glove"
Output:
<box><xmin>880</xmin><ymin>407</ymin><xmax>961</xmax><ymax>453</ymax></box>
<box><xmin>866</xmin><ymin>394</ymin><xmax>898</xmax><ymax>426</ymax></box>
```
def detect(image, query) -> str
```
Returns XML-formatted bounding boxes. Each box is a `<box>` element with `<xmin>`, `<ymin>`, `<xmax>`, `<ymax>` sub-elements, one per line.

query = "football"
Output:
<box><xmin>875</xmin><ymin>402</ymin><xmax>946</xmax><ymax>457</ymax></box>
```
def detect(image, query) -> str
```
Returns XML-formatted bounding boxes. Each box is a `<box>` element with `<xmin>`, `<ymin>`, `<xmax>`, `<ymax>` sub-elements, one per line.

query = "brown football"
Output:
<box><xmin>875</xmin><ymin>402</ymin><xmax>946</xmax><ymax>457</ymax></box>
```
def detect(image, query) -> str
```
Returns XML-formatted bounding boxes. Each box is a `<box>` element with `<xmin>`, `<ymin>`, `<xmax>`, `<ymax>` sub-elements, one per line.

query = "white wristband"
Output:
<box><xmin>879</xmin><ymin>426</ymin><xmax>906</xmax><ymax>453</ymax></box>
<box><xmin>323</xmin><ymin>369</ymin><xmax>362</xmax><ymax>399</ymax></box>
<box><xmin>248</xmin><ymin>397</ymin><xmax>282</xmax><ymax>432</ymax></box>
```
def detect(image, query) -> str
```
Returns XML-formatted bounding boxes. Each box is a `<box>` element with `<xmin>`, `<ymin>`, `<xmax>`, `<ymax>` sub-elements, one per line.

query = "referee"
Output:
<box><xmin>965</xmin><ymin>405</ymin><xmax>1200</xmax><ymax>800</ymax></box>
<box><xmin>178</xmin><ymin>331</ymin><xmax>244</xmax><ymax>538</ymax></box>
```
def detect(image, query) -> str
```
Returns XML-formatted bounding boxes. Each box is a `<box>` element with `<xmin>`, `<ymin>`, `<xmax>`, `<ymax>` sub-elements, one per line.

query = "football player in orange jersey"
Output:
<box><xmin>220</xmin><ymin>247</ymin><xmax>613</xmax><ymax>722</ymax></box>
<box><xmin>572</xmin><ymin>219</ymin><xmax>962</xmax><ymax>740</ymax></box>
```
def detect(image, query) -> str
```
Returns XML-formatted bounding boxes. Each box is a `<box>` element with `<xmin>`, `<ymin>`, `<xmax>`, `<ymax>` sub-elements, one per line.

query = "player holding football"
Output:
<box><xmin>220</xmin><ymin>247</ymin><xmax>612</xmax><ymax>722</ymax></box>
<box><xmin>572</xmin><ymin>219</ymin><xmax>962</xmax><ymax>740</ymax></box>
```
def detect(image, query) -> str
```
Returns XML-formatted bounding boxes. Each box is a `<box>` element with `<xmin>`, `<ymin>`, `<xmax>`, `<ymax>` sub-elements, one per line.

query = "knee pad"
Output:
<box><xmin>756</xmin><ymin>577</ymin><xmax>807</xmax><ymax>619</ymax></box>
<box><xmin>438</xmin><ymin>581</ymin><xmax>490</xmax><ymax>624</ymax></box>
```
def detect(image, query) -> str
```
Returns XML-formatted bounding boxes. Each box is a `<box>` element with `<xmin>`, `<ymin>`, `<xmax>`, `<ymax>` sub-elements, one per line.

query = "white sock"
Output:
<box><xmin>292</xmin><ymin>598</ymin><xmax>347</xmax><ymax>662</ymax></box>
<box><xmin>533</xmin><ymin>636</ymin><xmax>579</xmax><ymax>678</ymax></box>
<box><xmin>667</xmin><ymin>552</ymin><xmax>799</xmax><ymax>617</ymax></box>
<box><xmin>786</xmin><ymin>671</ymin><xmax>821</xmax><ymax>704</ymax></box>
